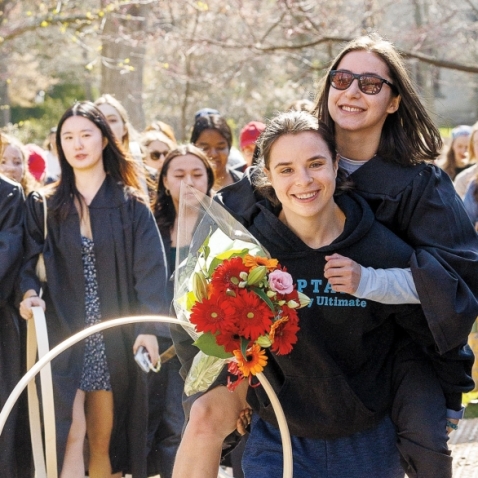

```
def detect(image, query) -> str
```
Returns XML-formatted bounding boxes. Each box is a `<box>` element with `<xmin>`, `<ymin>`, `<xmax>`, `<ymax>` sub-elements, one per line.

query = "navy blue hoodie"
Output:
<box><xmin>243</xmin><ymin>193</ymin><xmax>468</xmax><ymax>438</ymax></box>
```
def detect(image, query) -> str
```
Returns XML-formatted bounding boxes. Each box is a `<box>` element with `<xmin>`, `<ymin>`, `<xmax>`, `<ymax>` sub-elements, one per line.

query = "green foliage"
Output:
<box><xmin>465</xmin><ymin>401</ymin><xmax>478</xmax><ymax>418</ymax></box>
<box><xmin>463</xmin><ymin>391</ymin><xmax>478</xmax><ymax>418</ymax></box>
<box><xmin>8</xmin><ymin>83</ymin><xmax>91</xmax><ymax>144</ymax></box>
<box><xmin>193</xmin><ymin>332</ymin><xmax>233</xmax><ymax>359</ymax></box>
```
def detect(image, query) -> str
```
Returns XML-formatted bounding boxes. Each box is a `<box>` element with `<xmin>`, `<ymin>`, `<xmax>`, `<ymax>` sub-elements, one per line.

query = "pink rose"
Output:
<box><xmin>268</xmin><ymin>270</ymin><xmax>294</xmax><ymax>295</ymax></box>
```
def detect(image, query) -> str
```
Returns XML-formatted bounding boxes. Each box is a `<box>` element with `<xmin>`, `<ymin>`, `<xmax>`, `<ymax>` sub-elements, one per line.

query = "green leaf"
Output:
<box><xmin>207</xmin><ymin>249</ymin><xmax>249</xmax><ymax>276</ymax></box>
<box><xmin>207</xmin><ymin>256</ymin><xmax>223</xmax><ymax>276</ymax></box>
<box><xmin>251</xmin><ymin>286</ymin><xmax>275</xmax><ymax>311</ymax></box>
<box><xmin>193</xmin><ymin>332</ymin><xmax>233</xmax><ymax>359</ymax></box>
<box><xmin>240</xmin><ymin>336</ymin><xmax>249</xmax><ymax>359</ymax></box>
<box><xmin>215</xmin><ymin>248</ymin><xmax>249</xmax><ymax>260</ymax></box>
<box><xmin>198</xmin><ymin>227</ymin><xmax>212</xmax><ymax>260</ymax></box>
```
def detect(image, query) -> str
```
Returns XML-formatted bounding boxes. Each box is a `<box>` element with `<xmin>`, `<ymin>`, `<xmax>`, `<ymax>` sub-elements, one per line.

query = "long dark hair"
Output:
<box><xmin>314</xmin><ymin>33</ymin><xmax>442</xmax><ymax>165</ymax></box>
<box><xmin>153</xmin><ymin>144</ymin><xmax>214</xmax><ymax>230</ymax></box>
<box><xmin>50</xmin><ymin>101</ymin><xmax>141</xmax><ymax>219</ymax></box>
<box><xmin>190</xmin><ymin>114</ymin><xmax>233</xmax><ymax>150</ymax></box>
<box><xmin>254</xmin><ymin>110</ymin><xmax>352</xmax><ymax>205</ymax></box>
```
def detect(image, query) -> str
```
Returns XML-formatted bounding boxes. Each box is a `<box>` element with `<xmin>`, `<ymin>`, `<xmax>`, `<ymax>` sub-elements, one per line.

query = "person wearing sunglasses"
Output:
<box><xmin>216</xmin><ymin>33</ymin><xmax>477</xmax><ymax>478</ymax></box>
<box><xmin>141</xmin><ymin>130</ymin><xmax>176</xmax><ymax>175</ymax></box>
<box><xmin>313</xmin><ymin>33</ymin><xmax>476</xmax><ymax>478</ymax></box>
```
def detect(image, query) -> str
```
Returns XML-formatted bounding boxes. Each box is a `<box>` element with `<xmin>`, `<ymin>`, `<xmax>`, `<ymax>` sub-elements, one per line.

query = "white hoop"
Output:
<box><xmin>0</xmin><ymin>314</ymin><xmax>293</xmax><ymax>478</ymax></box>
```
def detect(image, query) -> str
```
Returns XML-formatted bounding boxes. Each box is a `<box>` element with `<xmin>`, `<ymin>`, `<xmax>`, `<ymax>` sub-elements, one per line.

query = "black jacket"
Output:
<box><xmin>20</xmin><ymin>175</ymin><xmax>168</xmax><ymax>476</ymax></box>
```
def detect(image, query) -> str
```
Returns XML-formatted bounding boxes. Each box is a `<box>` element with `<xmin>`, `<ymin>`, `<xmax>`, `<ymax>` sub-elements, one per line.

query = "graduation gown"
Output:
<box><xmin>349</xmin><ymin>157</ymin><xmax>478</xmax><ymax>354</ymax></box>
<box><xmin>0</xmin><ymin>176</ymin><xmax>27</xmax><ymax>477</ymax></box>
<box><xmin>217</xmin><ymin>161</ymin><xmax>478</xmax><ymax>355</ymax></box>
<box><xmin>20</xmin><ymin>175</ymin><xmax>168</xmax><ymax>476</ymax></box>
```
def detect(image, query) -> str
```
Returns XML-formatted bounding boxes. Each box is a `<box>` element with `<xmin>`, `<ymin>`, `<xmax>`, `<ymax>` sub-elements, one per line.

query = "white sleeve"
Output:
<box><xmin>353</xmin><ymin>267</ymin><xmax>420</xmax><ymax>304</ymax></box>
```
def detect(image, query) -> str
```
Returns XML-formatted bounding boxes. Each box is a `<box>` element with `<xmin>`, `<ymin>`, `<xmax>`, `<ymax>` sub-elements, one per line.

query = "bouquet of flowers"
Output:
<box><xmin>174</xmin><ymin>184</ymin><xmax>310</xmax><ymax>396</ymax></box>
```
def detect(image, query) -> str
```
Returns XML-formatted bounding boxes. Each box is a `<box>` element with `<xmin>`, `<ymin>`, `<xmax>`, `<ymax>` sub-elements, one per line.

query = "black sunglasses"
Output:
<box><xmin>329</xmin><ymin>70</ymin><xmax>398</xmax><ymax>95</ymax></box>
<box><xmin>150</xmin><ymin>151</ymin><xmax>168</xmax><ymax>161</ymax></box>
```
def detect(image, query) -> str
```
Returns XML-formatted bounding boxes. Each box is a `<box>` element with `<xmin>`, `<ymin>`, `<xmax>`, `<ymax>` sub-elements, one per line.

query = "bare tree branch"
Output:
<box><xmin>183</xmin><ymin>34</ymin><xmax>478</xmax><ymax>74</ymax></box>
<box><xmin>400</xmin><ymin>49</ymin><xmax>478</xmax><ymax>74</ymax></box>
<box><xmin>463</xmin><ymin>0</ymin><xmax>478</xmax><ymax>15</ymax></box>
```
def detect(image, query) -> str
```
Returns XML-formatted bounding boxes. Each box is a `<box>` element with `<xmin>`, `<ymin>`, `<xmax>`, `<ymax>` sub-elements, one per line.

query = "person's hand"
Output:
<box><xmin>19</xmin><ymin>291</ymin><xmax>46</xmax><ymax>320</ymax></box>
<box><xmin>133</xmin><ymin>334</ymin><xmax>160</xmax><ymax>367</ymax></box>
<box><xmin>446</xmin><ymin>418</ymin><xmax>459</xmax><ymax>435</ymax></box>
<box><xmin>236</xmin><ymin>407</ymin><xmax>252</xmax><ymax>436</ymax></box>
<box><xmin>324</xmin><ymin>253</ymin><xmax>362</xmax><ymax>294</ymax></box>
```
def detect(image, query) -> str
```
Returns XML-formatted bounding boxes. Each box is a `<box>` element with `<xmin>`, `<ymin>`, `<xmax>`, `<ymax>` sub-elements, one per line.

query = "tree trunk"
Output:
<box><xmin>0</xmin><ymin>55</ymin><xmax>11</xmax><ymax>127</ymax></box>
<box><xmin>100</xmin><ymin>4</ymin><xmax>148</xmax><ymax>130</ymax></box>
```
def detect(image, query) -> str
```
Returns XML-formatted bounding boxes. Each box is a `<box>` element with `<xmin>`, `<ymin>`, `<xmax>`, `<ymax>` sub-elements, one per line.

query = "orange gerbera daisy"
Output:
<box><xmin>243</xmin><ymin>254</ymin><xmax>279</xmax><ymax>271</ymax></box>
<box><xmin>233</xmin><ymin>344</ymin><xmax>268</xmax><ymax>377</ymax></box>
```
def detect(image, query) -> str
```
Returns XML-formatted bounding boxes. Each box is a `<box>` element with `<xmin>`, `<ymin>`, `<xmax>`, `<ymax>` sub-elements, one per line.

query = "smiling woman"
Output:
<box><xmin>259</xmin><ymin>125</ymin><xmax>344</xmax><ymax>250</ymax></box>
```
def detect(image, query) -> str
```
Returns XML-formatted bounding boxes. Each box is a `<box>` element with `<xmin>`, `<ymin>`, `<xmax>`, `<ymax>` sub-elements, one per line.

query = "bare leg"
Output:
<box><xmin>60</xmin><ymin>390</ymin><xmax>86</xmax><ymax>478</ymax></box>
<box><xmin>85</xmin><ymin>390</ymin><xmax>116</xmax><ymax>478</ymax></box>
<box><xmin>172</xmin><ymin>381</ymin><xmax>248</xmax><ymax>478</ymax></box>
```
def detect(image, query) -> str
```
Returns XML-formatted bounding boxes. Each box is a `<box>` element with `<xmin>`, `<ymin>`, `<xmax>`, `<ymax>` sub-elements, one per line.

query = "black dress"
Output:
<box><xmin>79</xmin><ymin>236</ymin><xmax>111</xmax><ymax>392</ymax></box>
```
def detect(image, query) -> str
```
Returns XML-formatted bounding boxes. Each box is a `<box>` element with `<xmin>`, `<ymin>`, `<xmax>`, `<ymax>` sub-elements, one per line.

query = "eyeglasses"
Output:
<box><xmin>150</xmin><ymin>151</ymin><xmax>168</xmax><ymax>161</ymax></box>
<box><xmin>329</xmin><ymin>70</ymin><xmax>398</xmax><ymax>95</ymax></box>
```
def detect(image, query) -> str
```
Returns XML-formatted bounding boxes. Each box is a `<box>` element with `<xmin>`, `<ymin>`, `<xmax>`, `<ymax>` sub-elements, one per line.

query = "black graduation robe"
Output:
<box><xmin>20</xmin><ymin>175</ymin><xmax>168</xmax><ymax>476</ymax></box>
<box><xmin>0</xmin><ymin>175</ymin><xmax>29</xmax><ymax>477</ymax></box>
<box><xmin>216</xmin><ymin>161</ymin><xmax>478</xmax><ymax>355</ymax></box>
<box><xmin>348</xmin><ymin>156</ymin><xmax>478</xmax><ymax>355</ymax></box>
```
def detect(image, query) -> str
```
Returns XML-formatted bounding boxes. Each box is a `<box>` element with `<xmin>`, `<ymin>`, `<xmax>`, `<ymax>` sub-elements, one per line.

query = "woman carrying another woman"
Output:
<box><xmin>174</xmin><ymin>110</ymin><xmax>473</xmax><ymax>478</ymax></box>
<box><xmin>240</xmin><ymin>110</ymin><xmax>445</xmax><ymax>477</ymax></box>
<box><xmin>19</xmin><ymin>101</ymin><xmax>168</xmax><ymax>478</ymax></box>
<box><xmin>216</xmin><ymin>33</ymin><xmax>477</xmax><ymax>477</ymax></box>
<box><xmin>191</xmin><ymin>113</ymin><xmax>243</xmax><ymax>194</ymax></box>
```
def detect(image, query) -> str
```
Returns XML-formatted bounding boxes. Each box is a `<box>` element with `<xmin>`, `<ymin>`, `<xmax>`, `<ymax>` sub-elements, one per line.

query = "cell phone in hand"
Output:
<box><xmin>134</xmin><ymin>346</ymin><xmax>161</xmax><ymax>373</ymax></box>
<box><xmin>134</xmin><ymin>346</ymin><xmax>152</xmax><ymax>373</ymax></box>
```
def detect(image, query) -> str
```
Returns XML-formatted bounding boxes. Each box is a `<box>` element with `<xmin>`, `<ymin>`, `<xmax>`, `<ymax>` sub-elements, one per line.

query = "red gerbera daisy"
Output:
<box><xmin>215</xmin><ymin>328</ymin><xmax>243</xmax><ymax>353</ymax></box>
<box><xmin>279</xmin><ymin>305</ymin><xmax>299</xmax><ymax>324</ymax></box>
<box><xmin>228</xmin><ymin>288</ymin><xmax>274</xmax><ymax>341</ymax></box>
<box><xmin>270</xmin><ymin>316</ymin><xmax>300</xmax><ymax>355</ymax></box>
<box><xmin>189</xmin><ymin>293</ymin><xmax>233</xmax><ymax>334</ymax></box>
<box><xmin>210</xmin><ymin>257</ymin><xmax>249</xmax><ymax>295</ymax></box>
